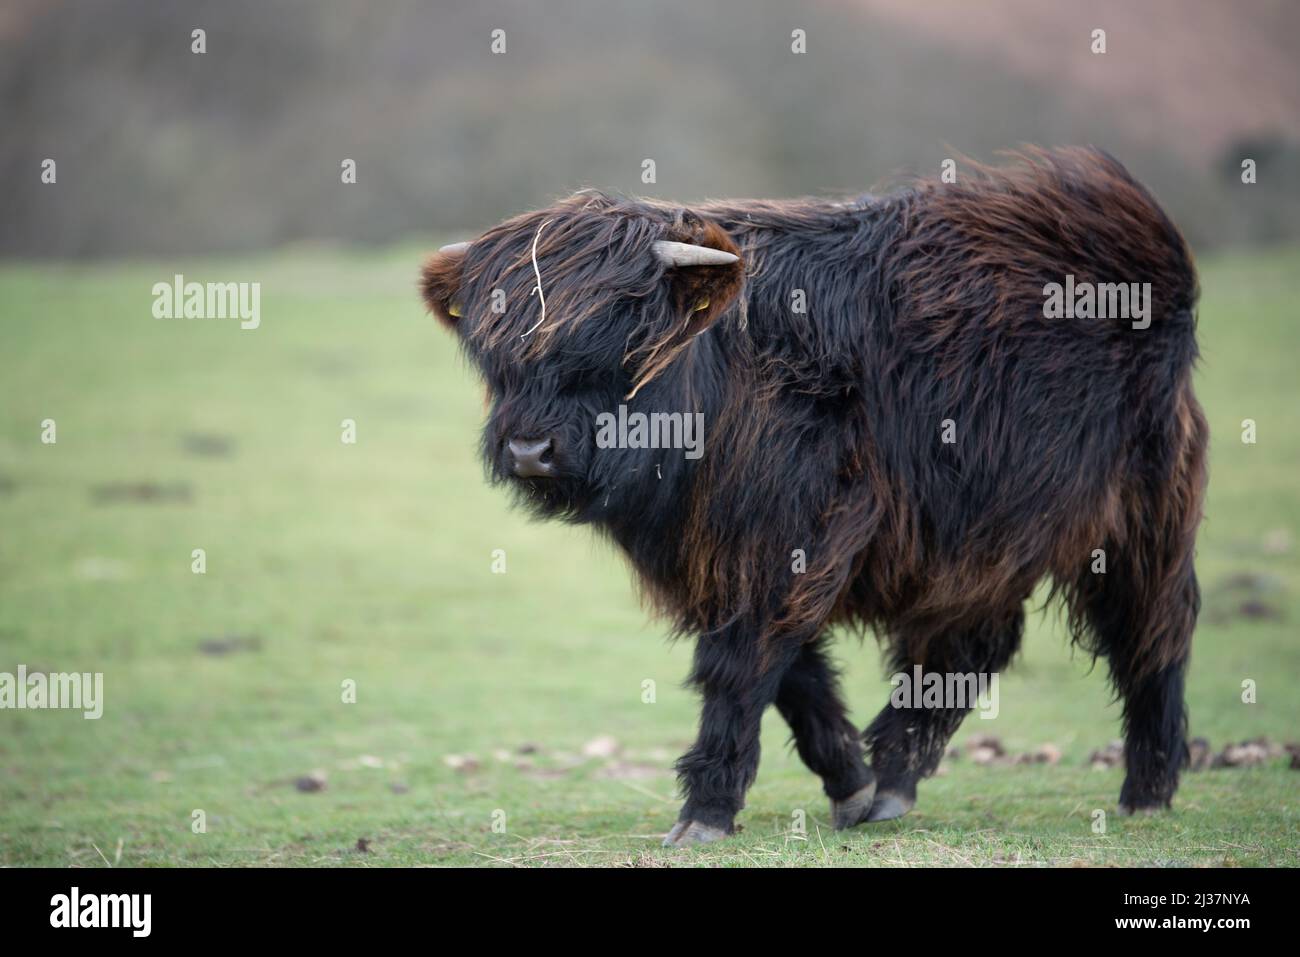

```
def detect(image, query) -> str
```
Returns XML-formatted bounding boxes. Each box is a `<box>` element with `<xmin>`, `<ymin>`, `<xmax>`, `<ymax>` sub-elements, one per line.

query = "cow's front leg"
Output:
<box><xmin>864</xmin><ymin>610</ymin><xmax>1024</xmax><ymax>822</ymax></box>
<box><xmin>665</xmin><ymin>633</ymin><xmax>795</xmax><ymax>847</ymax></box>
<box><xmin>775</xmin><ymin>637</ymin><xmax>875</xmax><ymax>829</ymax></box>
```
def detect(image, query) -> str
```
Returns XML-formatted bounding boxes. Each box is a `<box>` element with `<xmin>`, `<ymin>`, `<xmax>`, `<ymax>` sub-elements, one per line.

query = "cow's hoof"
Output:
<box><xmin>830</xmin><ymin>781</ymin><xmax>878</xmax><ymax>830</ymax></box>
<box><xmin>662</xmin><ymin>820</ymin><xmax>730</xmax><ymax>847</ymax></box>
<box><xmin>866</xmin><ymin>789</ymin><xmax>915</xmax><ymax>822</ymax></box>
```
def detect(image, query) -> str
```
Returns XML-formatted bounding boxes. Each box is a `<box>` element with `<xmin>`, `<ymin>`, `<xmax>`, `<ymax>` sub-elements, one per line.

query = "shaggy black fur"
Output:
<box><xmin>421</xmin><ymin>147</ymin><xmax>1207</xmax><ymax>841</ymax></box>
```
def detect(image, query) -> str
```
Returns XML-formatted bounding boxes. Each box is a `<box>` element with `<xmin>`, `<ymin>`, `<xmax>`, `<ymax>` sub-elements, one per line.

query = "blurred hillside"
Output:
<box><xmin>2</xmin><ymin>0</ymin><xmax>1297</xmax><ymax>259</ymax></box>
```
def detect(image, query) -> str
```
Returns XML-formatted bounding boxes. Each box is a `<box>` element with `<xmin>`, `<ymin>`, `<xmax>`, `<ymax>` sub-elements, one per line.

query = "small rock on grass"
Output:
<box><xmin>1089</xmin><ymin>740</ymin><xmax>1124</xmax><ymax>770</ymax></box>
<box><xmin>1188</xmin><ymin>737</ymin><xmax>1212</xmax><ymax>771</ymax></box>
<box><xmin>1214</xmin><ymin>737</ymin><xmax>1282</xmax><ymax>768</ymax></box>
<box><xmin>1015</xmin><ymin>743</ymin><xmax>1061</xmax><ymax>765</ymax></box>
<box><xmin>295</xmin><ymin>771</ymin><xmax>328</xmax><ymax>792</ymax></box>
<box><xmin>181</xmin><ymin>432</ymin><xmax>236</xmax><ymax>458</ymax></box>
<box><xmin>965</xmin><ymin>733</ymin><xmax>1006</xmax><ymax>766</ymax></box>
<box><xmin>443</xmin><ymin>754</ymin><xmax>480</xmax><ymax>773</ymax></box>
<box><xmin>1237</xmin><ymin>599</ymin><xmax>1282</xmax><ymax>621</ymax></box>
<box><xmin>90</xmin><ymin>481</ymin><xmax>193</xmax><ymax>505</ymax></box>
<box><xmin>198</xmin><ymin>634</ymin><xmax>262</xmax><ymax>656</ymax></box>
<box><xmin>961</xmin><ymin>736</ymin><xmax>1060</xmax><ymax>767</ymax></box>
<box><xmin>582</xmin><ymin>735</ymin><xmax>620</xmax><ymax>759</ymax></box>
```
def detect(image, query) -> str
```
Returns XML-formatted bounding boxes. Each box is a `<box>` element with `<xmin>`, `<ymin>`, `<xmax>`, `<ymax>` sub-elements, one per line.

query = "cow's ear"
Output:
<box><xmin>663</xmin><ymin>220</ymin><xmax>744</xmax><ymax>338</ymax></box>
<box><xmin>627</xmin><ymin>222</ymin><xmax>744</xmax><ymax>398</ymax></box>
<box><xmin>420</xmin><ymin>246</ymin><xmax>467</xmax><ymax>329</ymax></box>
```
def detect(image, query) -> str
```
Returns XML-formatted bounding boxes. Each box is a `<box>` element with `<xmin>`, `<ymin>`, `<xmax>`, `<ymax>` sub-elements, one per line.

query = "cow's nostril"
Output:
<box><xmin>508</xmin><ymin>437</ymin><xmax>556</xmax><ymax>478</ymax></box>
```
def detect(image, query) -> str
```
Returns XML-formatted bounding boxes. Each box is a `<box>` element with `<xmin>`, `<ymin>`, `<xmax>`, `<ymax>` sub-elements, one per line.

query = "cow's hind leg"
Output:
<box><xmin>1070</xmin><ymin>390</ymin><xmax>1206</xmax><ymax>814</ymax></box>
<box><xmin>863</xmin><ymin>609</ymin><xmax>1025</xmax><ymax>822</ymax></box>
<box><xmin>1072</xmin><ymin>542</ymin><xmax>1198</xmax><ymax>814</ymax></box>
<box><xmin>665</xmin><ymin>631</ymin><xmax>800</xmax><ymax>847</ymax></box>
<box><xmin>774</xmin><ymin>637</ymin><xmax>876</xmax><ymax>829</ymax></box>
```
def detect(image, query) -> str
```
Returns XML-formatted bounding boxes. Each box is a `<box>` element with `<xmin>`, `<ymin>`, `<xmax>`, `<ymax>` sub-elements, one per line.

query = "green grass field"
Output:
<box><xmin>1</xmin><ymin>244</ymin><xmax>1297</xmax><ymax>867</ymax></box>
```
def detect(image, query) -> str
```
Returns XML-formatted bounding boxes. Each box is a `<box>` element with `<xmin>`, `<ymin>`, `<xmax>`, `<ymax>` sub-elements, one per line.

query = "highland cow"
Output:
<box><xmin>421</xmin><ymin>147</ymin><xmax>1207</xmax><ymax>846</ymax></box>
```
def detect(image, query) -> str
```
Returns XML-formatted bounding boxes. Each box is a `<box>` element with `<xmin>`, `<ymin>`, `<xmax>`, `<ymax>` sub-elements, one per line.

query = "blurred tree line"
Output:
<box><xmin>2</xmin><ymin>0</ymin><xmax>1296</xmax><ymax>259</ymax></box>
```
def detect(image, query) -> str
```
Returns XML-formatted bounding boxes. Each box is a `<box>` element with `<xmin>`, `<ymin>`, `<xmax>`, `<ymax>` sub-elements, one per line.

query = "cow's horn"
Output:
<box><xmin>439</xmin><ymin>241</ymin><xmax>471</xmax><ymax>254</ymax></box>
<box><xmin>652</xmin><ymin>241</ymin><xmax>739</xmax><ymax>267</ymax></box>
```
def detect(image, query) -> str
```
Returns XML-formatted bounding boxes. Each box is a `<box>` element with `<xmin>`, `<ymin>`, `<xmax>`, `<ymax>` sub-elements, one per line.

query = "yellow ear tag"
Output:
<box><xmin>693</xmin><ymin>298</ymin><xmax>710</xmax><ymax>313</ymax></box>
<box><xmin>448</xmin><ymin>301</ymin><xmax>463</xmax><ymax>317</ymax></box>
